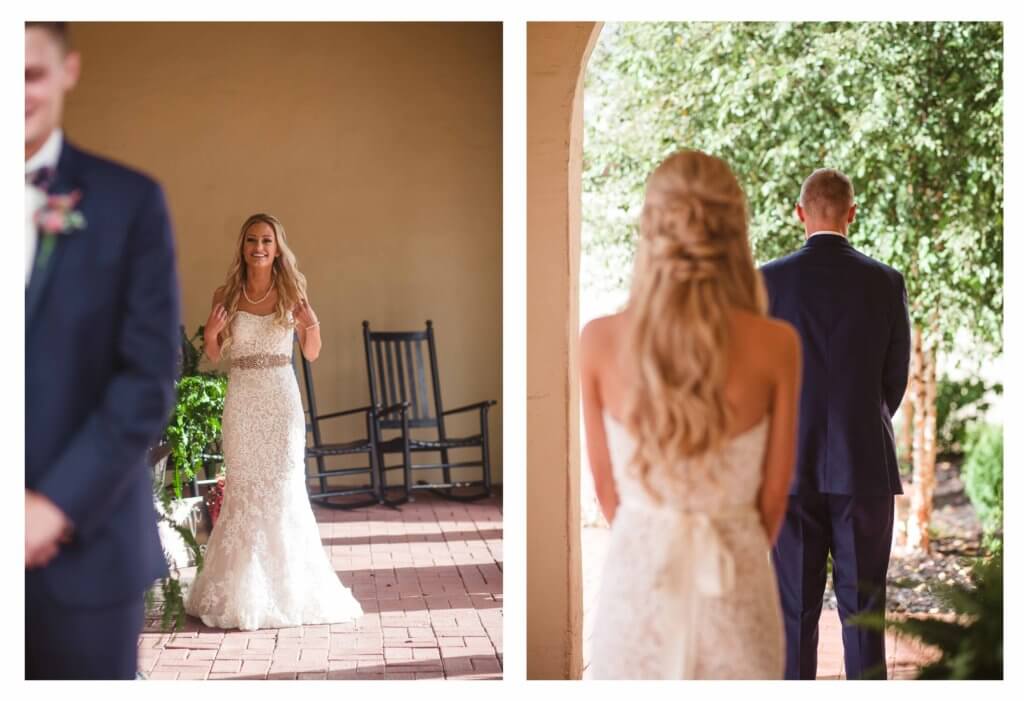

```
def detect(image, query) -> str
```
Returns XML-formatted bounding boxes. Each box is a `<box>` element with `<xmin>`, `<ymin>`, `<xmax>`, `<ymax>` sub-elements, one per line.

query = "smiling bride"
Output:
<box><xmin>184</xmin><ymin>213</ymin><xmax>363</xmax><ymax>631</ymax></box>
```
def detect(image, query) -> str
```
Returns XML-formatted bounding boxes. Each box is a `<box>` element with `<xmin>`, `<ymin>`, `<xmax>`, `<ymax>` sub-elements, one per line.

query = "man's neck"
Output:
<box><xmin>25</xmin><ymin>132</ymin><xmax>52</xmax><ymax>162</ymax></box>
<box><xmin>804</xmin><ymin>227</ymin><xmax>847</xmax><ymax>240</ymax></box>
<box><xmin>26</xmin><ymin>127</ymin><xmax>61</xmax><ymax>165</ymax></box>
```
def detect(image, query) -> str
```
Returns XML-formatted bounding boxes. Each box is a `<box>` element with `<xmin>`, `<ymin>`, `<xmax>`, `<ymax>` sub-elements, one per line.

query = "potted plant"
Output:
<box><xmin>147</xmin><ymin>325</ymin><xmax>228</xmax><ymax>631</ymax></box>
<box><xmin>166</xmin><ymin>326</ymin><xmax>228</xmax><ymax>499</ymax></box>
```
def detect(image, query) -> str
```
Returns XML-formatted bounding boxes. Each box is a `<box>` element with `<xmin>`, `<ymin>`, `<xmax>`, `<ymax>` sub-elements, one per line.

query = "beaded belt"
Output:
<box><xmin>230</xmin><ymin>353</ymin><xmax>290</xmax><ymax>370</ymax></box>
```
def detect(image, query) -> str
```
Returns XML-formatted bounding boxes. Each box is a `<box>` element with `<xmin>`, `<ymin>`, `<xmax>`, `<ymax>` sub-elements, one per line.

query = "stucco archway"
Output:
<box><xmin>526</xmin><ymin>21</ymin><xmax>602</xmax><ymax>680</ymax></box>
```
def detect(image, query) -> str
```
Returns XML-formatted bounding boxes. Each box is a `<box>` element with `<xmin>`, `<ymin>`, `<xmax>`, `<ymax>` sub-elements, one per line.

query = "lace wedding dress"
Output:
<box><xmin>587</xmin><ymin>413</ymin><xmax>784</xmax><ymax>679</ymax></box>
<box><xmin>185</xmin><ymin>311</ymin><xmax>363</xmax><ymax>630</ymax></box>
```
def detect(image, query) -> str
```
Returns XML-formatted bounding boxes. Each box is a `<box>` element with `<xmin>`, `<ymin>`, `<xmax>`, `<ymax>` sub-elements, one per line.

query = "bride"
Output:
<box><xmin>581</xmin><ymin>151</ymin><xmax>801</xmax><ymax>679</ymax></box>
<box><xmin>185</xmin><ymin>213</ymin><xmax>363</xmax><ymax>630</ymax></box>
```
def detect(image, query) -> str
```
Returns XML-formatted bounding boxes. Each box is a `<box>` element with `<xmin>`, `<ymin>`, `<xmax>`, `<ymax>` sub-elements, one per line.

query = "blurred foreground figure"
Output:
<box><xmin>25</xmin><ymin>21</ymin><xmax>180</xmax><ymax>679</ymax></box>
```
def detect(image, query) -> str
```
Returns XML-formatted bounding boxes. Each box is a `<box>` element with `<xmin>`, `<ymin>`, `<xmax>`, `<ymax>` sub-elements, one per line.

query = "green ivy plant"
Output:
<box><xmin>147</xmin><ymin>326</ymin><xmax>227</xmax><ymax>631</ymax></box>
<box><xmin>146</xmin><ymin>483</ymin><xmax>206</xmax><ymax>632</ymax></box>
<box><xmin>166</xmin><ymin>326</ymin><xmax>228</xmax><ymax>499</ymax></box>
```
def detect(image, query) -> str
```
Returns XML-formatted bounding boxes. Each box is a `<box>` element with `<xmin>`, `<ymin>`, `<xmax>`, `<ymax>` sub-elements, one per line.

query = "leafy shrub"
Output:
<box><xmin>163</xmin><ymin>324</ymin><xmax>228</xmax><ymax>498</ymax></box>
<box><xmin>963</xmin><ymin>423</ymin><xmax>1003</xmax><ymax>539</ymax></box>
<box><xmin>147</xmin><ymin>326</ymin><xmax>226</xmax><ymax>631</ymax></box>
<box><xmin>165</xmin><ymin>373</ymin><xmax>227</xmax><ymax>498</ymax></box>
<box><xmin>936</xmin><ymin>377</ymin><xmax>1001</xmax><ymax>457</ymax></box>
<box><xmin>148</xmin><ymin>483</ymin><xmax>206</xmax><ymax>632</ymax></box>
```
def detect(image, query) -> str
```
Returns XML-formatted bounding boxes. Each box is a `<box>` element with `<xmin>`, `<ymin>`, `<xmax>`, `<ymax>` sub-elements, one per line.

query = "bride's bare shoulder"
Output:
<box><xmin>581</xmin><ymin>312</ymin><xmax>629</xmax><ymax>372</ymax></box>
<box><xmin>734</xmin><ymin>309</ymin><xmax>800</xmax><ymax>362</ymax></box>
<box><xmin>581</xmin><ymin>312</ymin><xmax>627</xmax><ymax>347</ymax></box>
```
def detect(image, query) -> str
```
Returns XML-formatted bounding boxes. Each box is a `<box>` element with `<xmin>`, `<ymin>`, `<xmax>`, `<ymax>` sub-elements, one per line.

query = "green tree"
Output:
<box><xmin>583</xmin><ymin>22</ymin><xmax>1003</xmax><ymax>551</ymax></box>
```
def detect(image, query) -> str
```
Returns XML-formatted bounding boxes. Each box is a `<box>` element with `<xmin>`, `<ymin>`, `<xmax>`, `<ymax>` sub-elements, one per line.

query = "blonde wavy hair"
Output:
<box><xmin>217</xmin><ymin>213</ymin><xmax>308</xmax><ymax>357</ymax></box>
<box><xmin>624</xmin><ymin>150</ymin><xmax>768</xmax><ymax>499</ymax></box>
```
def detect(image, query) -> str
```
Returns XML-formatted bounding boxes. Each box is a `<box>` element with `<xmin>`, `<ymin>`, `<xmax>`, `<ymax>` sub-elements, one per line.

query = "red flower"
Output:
<box><xmin>206</xmin><ymin>474</ymin><xmax>227</xmax><ymax>527</ymax></box>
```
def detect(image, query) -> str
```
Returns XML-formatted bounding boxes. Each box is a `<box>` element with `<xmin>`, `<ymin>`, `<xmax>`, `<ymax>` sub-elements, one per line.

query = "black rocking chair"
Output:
<box><xmin>297</xmin><ymin>337</ymin><xmax>401</xmax><ymax>509</ymax></box>
<box><xmin>363</xmin><ymin>320</ymin><xmax>496</xmax><ymax>503</ymax></box>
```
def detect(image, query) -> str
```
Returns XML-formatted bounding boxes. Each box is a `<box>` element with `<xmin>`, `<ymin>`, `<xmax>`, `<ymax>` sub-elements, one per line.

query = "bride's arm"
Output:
<box><xmin>581</xmin><ymin>320</ymin><xmax>619</xmax><ymax>525</ymax></box>
<box><xmin>757</xmin><ymin>321</ymin><xmax>802</xmax><ymax>543</ymax></box>
<box><xmin>294</xmin><ymin>298</ymin><xmax>321</xmax><ymax>362</ymax></box>
<box><xmin>203</xmin><ymin>288</ymin><xmax>227</xmax><ymax>363</ymax></box>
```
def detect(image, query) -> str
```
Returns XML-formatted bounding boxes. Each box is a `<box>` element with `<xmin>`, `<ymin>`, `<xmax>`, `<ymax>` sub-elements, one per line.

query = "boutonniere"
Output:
<box><xmin>34</xmin><ymin>189</ymin><xmax>86</xmax><ymax>270</ymax></box>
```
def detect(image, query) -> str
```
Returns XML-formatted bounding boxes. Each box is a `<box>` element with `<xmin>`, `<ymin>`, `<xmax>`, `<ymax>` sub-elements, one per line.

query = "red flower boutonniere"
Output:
<box><xmin>34</xmin><ymin>190</ymin><xmax>86</xmax><ymax>270</ymax></box>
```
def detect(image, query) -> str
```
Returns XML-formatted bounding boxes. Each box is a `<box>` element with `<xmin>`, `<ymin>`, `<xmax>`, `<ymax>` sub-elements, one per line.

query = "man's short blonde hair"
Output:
<box><xmin>799</xmin><ymin>168</ymin><xmax>854</xmax><ymax>219</ymax></box>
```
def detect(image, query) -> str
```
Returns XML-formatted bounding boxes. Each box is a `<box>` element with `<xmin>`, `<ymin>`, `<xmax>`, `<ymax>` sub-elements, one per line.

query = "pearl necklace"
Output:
<box><xmin>242</xmin><ymin>278</ymin><xmax>274</xmax><ymax>305</ymax></box>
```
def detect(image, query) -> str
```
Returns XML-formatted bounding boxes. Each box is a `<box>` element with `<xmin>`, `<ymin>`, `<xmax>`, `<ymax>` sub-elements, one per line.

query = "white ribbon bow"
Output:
<box><xmin>654</xmin><ymin>505</ymin><xmax>755</xmax><ymax>678</ymax></box>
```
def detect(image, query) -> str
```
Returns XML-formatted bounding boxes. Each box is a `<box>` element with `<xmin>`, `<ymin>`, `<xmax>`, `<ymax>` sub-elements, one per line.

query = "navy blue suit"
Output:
<box><xmin>25</xmin><ymin>139</ymin><xmax>180</xmax><ymax>679</ymax></box>
<box><xmin>761</xmin><ymin>234</ymin><xmax>910</xmax><ymax>679</ymax></box>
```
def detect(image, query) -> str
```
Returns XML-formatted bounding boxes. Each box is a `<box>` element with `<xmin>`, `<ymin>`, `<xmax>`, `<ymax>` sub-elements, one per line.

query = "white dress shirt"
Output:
<box><xmin>808</xmin><ymin>230</ymin><xmax>846</xmax><ymax>240</ymax></box>
<box><xmin>26</xmin><ymin>129</ymin><xmax>64</xmax><ymax>285</ymax></box>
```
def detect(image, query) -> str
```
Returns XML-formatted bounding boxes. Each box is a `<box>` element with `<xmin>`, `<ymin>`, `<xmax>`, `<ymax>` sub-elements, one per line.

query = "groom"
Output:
<box><xmin>761</xmin><ymin>169</ymin><xmax>911</xmax><ymax>680</ymax></box>
<box><xmin>25</xmin><ymin>22</ymin><xmax>180</xmax><ymax>679</ymax></box>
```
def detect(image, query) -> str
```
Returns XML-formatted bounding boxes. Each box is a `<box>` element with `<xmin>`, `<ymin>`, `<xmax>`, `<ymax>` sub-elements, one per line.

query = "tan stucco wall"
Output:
<box><xmin>527</xmin><ymin>21</ymin><xmax>601</xmax><ymax>680</ymax></box>
<box><xmin>63</xmin><ymin>22</ymin><xmax>503</xmax><ymax>483</ymax></box>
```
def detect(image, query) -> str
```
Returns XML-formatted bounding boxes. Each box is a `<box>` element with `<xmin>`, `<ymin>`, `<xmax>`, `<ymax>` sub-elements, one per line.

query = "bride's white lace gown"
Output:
<box><xmin>185</xmin><ymin>311</ymin><xmax>363</xmax><ymax>630</ymax></box>
<box><xmin>587</xmin><ymin>414</ymin><xmax>784</xmax><ymax>679</ymax></box>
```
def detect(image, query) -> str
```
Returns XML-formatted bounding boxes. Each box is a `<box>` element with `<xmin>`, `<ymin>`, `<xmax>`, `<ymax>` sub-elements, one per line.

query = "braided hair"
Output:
<box><xmin>624</xmin><ymin>150</ymin><xmax>768</xmax><ymax>499</ymax></box>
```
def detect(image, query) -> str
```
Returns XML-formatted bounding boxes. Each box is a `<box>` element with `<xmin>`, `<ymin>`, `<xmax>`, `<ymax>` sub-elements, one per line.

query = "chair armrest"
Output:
<box><xmin>442</xmin><ymin>400</ymin><xmax>497</xmax><ymax>416</ymax></box>
<box><xmin>376</xmin><ymin>401</ymin><xmax>411</xmax><ymax>416</ymax></box>
<box><xmin>316</xmin><ymin>405</ymin><xmax>375</xmax><ymax>421</ymax></box>
<box><xmin>148</xmin><ymin>442</ymin><xmax>172</xmax><ymax>467</ymax></box>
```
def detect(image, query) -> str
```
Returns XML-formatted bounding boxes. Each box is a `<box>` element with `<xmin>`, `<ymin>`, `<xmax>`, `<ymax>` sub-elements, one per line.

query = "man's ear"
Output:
<box><xmin>795</xmin><ymin>203</ymin><xmax>806</xmax><ymax>223</ymax></box>
<box><xmin>62</xmin><ymin>50</ymin><xmax>81</xmax><ymax>91</ymax></box>
<box><xmin>847</xmin><ymin>203</ymin><xmax>857</xmax><ymax>224</ymax></box>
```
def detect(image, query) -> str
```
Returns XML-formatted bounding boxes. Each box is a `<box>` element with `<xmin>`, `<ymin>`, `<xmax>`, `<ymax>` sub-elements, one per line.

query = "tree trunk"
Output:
<box><xmin>906</xmin><ymin>326</ymin><xmax>938</xmax><ymax>552</ymax></box>
<box><xmin>925</xmin><ymin>343</ymin><xmax>938</xmax><ymax>496</ymax></box>
<box><xmin>893</xmin><ymin>390</ymin><xmax>915</xmax><ymax>550</ymax></box>
<box><xmin>899</xmin><ymin>391</ymin><xmax>914</xmax><ymax>466</ymax></box>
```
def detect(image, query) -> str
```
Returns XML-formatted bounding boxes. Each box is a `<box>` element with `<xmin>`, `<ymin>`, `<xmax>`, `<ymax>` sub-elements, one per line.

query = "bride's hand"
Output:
<box><xmin>294</xmin><ymin>299</ymin><xmax>319</xmax><ymax>329</ymax></box>
<box><xmin>205</xmin><ymin>303</ymin><xmax>228</xmax><ymax>339</ymax></box>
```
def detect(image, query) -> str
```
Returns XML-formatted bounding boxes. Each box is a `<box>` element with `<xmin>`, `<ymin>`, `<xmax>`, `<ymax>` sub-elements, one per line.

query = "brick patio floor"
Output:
<box><xmin>582</xmin><ymin>526</ymin><xmax>938</xmax><ymax>679</ymax></box>
<box><xmin>139</xmin><ymin>493</ymin><xmax>502</xmax><ymax>680</ymax></box>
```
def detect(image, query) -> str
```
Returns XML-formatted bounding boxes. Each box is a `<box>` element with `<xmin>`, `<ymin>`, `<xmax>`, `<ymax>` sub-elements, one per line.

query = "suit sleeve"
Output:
<box><xmin>882</xmin><ymin>272</ymin><xmax>911</xmax><ymax>416</ymax></box>
<box><xmin>35</xmin><ymin>180</ymin><xmax>181</xmax><ymax>542</ymax></box>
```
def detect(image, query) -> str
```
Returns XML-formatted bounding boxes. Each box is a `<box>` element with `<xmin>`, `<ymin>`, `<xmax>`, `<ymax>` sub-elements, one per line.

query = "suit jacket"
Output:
<box><xmin>760</xmin><ymin>234</ymin><xmax>910</xmax><ymax>496</ymax></box>
<box><xmin>25</xmin><ymin>139</ymin><xmax>179</xmax><ymax>607</ymax></box>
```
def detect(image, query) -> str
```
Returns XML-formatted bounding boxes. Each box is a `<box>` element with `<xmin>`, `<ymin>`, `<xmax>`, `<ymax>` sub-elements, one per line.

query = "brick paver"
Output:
<box><xmin>140</xmin><ymin>493</ymin><xmax>502</xmax><ymax>680</ymax></box>
<box><xmin>582</xmin><ymin>525</ymin><xmax>939</xmax><ymax>679</ymax></box>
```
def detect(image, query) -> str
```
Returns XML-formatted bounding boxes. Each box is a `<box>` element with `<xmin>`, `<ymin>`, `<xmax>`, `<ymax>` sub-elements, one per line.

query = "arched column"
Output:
<box><xmin>526</xmin><ymin>21</ymin><xmax>602</xmax><ymax>680</ymax></box>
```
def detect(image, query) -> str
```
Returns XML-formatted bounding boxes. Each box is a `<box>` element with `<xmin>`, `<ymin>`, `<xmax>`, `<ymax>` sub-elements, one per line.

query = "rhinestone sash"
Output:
<box><xmin>230</xmin><ymin>353</ymin><xmax>290</xmax><ymax>371</ymax></box>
